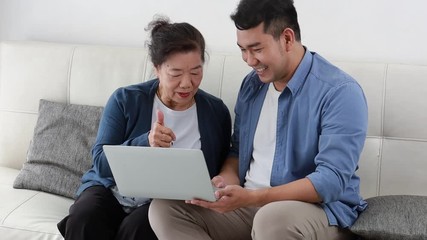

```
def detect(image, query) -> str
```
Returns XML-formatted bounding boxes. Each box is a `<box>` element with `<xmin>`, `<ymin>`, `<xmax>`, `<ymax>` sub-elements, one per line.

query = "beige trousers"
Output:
<box><xmin>149</xmin><ymin>199</ymin><xmax>357</xmax><ymax>240</ymax></box>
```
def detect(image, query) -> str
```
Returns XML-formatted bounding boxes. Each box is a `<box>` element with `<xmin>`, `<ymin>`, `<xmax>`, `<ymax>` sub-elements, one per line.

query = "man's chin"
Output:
<box><xmin>257</xmin><ymin>75</ymin><xmax>273</xmax><ymax>84</ymax></box>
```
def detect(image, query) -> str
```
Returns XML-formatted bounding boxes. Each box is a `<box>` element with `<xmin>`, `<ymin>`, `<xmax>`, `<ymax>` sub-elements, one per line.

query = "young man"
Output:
<box><xmin>149</xmin><ymin>0</ymin><xmax>368</xmax><ymax>239</ymax></box>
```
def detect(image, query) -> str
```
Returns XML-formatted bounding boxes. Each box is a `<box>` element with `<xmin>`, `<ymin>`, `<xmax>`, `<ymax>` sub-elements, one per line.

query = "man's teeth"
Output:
<box><xmin>256</xmin><ymin>67</ymin><xmax>266</xmax><ymax>72</ymax></box>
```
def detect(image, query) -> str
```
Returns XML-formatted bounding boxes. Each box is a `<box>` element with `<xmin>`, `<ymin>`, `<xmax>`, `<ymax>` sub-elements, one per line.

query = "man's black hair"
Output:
<box><xmin>230</xmin><ymin>0</ymin><xmax>301</xmax><ymax>41</ymax></box>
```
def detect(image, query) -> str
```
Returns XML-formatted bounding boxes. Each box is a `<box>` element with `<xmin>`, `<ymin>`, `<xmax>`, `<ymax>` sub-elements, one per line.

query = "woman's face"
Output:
<box><xmin>155</xmin><ymin>50</ymin><xmax>203</xmax><ymax>111</ymax></box>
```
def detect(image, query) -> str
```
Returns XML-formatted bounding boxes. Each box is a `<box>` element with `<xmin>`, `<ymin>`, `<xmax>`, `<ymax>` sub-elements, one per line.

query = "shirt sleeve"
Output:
<box><xmin>306</xmin><ymin>82</ymin><xmax>368</xmax><ymax>203</ymax></box>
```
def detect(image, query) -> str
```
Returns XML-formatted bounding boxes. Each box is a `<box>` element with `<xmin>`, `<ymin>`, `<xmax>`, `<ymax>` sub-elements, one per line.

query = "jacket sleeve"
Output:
<box><xmin>91</xmin><ymin>88</ymin><xmax>151</xmax><ymax>178</ymax></box>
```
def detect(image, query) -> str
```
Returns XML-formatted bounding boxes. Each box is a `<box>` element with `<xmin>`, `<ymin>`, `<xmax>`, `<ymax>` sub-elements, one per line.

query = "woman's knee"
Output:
<box><xmin>69</xmin><ymin>186</ymin><xmax>124</xmax><ymax>225</ymax></box>
<box><xmin>120</xmin><ymin>204</ymin><xmax>151</xmax><ymax>231</ymax></box>
<box><xmin>117</xmin><ymin>204</ymin><xmax>157</xmax><ymax>240</ymax></box>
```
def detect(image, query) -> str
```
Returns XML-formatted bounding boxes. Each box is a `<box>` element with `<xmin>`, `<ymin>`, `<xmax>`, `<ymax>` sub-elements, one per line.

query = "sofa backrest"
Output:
<box><xmin>1</xmin><ymin>41</ymin><xmax>427</xmax><ymax>199</ymax></box>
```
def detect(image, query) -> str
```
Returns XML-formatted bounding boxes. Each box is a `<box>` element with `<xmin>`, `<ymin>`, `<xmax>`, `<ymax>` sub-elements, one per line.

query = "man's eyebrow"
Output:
<box><xmin>237</xmin><ymin>42</ymin><xmax>261</xmax><ymax>49</ymax></box>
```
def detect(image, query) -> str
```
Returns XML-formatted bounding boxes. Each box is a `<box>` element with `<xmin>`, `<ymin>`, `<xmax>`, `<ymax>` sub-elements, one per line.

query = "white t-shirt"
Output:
<box><xmin>244</xmin><ymin>83</ymin><xmax>281</xmax><ymax>190</ymax></box>
<box><xmin>151</xmin><ymin>95</ymin><xmax>201</xmax><ymax>149</ymax></box>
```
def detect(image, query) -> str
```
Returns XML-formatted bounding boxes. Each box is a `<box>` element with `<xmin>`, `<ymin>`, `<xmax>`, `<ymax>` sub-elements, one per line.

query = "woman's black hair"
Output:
<box><xmin>145</xmin><ymin>16</ymin><xmax>206</xmax><ymax>67</ymax></box>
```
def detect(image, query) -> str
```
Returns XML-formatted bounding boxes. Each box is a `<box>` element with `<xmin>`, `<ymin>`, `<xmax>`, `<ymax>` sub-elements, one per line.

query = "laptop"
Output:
<box><xmin>103</xmin><ymin>145</ymin><xmax>217</xmax><ymax>202</ymax></box>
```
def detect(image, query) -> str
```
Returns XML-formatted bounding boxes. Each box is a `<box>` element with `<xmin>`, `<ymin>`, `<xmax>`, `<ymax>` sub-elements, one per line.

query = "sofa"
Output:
<box><xmin>0</xmin><ymin>40</ymin><xmax>426</xmax><ymax>240</ymax></box>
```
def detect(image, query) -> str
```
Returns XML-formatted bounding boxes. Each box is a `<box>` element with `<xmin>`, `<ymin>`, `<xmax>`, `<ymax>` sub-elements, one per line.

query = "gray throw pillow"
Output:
<box><xmin>13</xmin><ymin>99</ymin><xmax>103</xmax><ymax>199</ymax></box>
<box><xmin>350</xmin><ymin>195</ymin><xmax>427</xmax><ymax>240</ymax></box>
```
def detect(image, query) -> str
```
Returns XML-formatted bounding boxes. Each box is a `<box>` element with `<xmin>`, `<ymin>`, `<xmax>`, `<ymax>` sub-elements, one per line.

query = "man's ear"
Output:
<box><xmin>281</xmin><ymin>28</ymin><xmax>295</xmax><ymax>51</ymax></box>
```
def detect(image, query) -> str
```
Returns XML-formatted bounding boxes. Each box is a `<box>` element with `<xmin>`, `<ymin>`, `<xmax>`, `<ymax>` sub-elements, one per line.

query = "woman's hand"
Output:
<box><xmin>149</xmin><ymin>110</ymin><xmax>176</xmax><ymax>147</ymax></box>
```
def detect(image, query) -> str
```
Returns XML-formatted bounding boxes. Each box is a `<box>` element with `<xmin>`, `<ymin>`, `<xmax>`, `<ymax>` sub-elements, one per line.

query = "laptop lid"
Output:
<box><xmin>103</xmin><ymin>145</ymin><xmax>217</xmax><ymax>202</ymax></box>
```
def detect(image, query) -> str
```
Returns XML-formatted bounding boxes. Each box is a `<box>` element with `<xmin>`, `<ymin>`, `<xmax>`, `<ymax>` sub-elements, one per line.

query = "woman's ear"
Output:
<box><xmin>154</xmin><ymin>65</ymin><xmax>161</xmax><ymax>78</ymax></box>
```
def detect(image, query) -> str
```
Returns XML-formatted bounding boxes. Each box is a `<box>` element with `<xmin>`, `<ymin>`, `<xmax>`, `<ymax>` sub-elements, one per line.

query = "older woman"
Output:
<box><xmin>57</xmin><ymin>16</ymin><xmax>231</xmax><ymax>240</ymax></box>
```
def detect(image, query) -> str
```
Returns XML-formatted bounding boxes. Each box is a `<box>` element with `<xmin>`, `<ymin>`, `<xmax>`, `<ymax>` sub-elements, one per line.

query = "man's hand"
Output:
<box><xmin>186</xmin><ymin>184</ymin><xmax>256</xmax><ymax>213</ymax></box>
<box><xmin>186</xmin><ymin>177</ymin><xmax>322</xmax><ymax>214</ymax></box>
<box><xmin>149</xmin><ymin>109</ymin><xmax>176</xmax><ymax>147</ymax></box>
<box><xmin>211</xmin><ymin>175</ymin><xmax>227</xmax><ymax>189</ymax></box>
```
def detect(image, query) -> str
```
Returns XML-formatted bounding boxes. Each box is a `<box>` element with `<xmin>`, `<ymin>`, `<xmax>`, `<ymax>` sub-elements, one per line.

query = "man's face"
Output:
<box><xmin>236</xmin><ymin>23</ymin><xmax>289</xmax><ymax>86</ymax></box>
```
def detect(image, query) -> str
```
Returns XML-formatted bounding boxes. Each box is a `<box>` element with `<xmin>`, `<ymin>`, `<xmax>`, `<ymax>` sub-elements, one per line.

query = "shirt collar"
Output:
<box><xmin>286</xmin><ymin>46</ymin><xmax>313</xmax><ymax>95</ymax></box>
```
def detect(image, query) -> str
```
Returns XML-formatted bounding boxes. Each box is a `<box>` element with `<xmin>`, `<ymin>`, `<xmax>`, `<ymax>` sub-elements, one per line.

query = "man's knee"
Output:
<box><xmin>252</xmin><ymin>201</ymin><xmax>303</xmax><ymax>239</ymax></box>
<box><xmin>149</xmin><ymin>199</ymin><xmax>182</xmax><ymax>227</ymax></box>
<box><xmin>252</xmin><ymin>201</ymin><xmax>330</xmax><ymax>240</ymax></box>
<box><xmin>149</xmin><ymin>199</ymin><xmax>172</xmax><ymax>217</ymax></box>
<box><xmin>252</xmin><ymin>201</ymin><xmax>354</xmax><ymax>240</ymax></box>
<box><xmin>149</xmin><ymin>199</ymin><xmax>202</xmax><ymax>239</ymax></box>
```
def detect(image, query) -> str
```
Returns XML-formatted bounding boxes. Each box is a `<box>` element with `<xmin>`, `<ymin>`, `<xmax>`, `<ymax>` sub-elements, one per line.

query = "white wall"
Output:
<box><xmin>1</xmin><ymin>0</ymin><xmax>427</xmax><ymax>65</ymax></box>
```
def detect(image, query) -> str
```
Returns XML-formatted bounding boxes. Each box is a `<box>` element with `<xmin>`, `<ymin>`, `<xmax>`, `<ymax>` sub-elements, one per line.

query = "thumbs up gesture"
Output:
<box><xmin>149</xmin><ymin>109</ymin><xmax>176</xmax><ymax>147</ymax></box>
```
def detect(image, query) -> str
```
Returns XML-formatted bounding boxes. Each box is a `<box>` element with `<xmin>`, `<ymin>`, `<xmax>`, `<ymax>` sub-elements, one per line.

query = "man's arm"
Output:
<box><xmin>198</xmin><ymin>157</ymin><xmax>321</xmax><ymax>212</ymax></box>
<box><xmin>216</xmin><ymin>156</ymin><xmax>322</xmax><ymax>206</ymax></box>
<box><xmin>191</xmin><ymin>175</ymin><xmax>321</xmax><ymax>213</ymax></box>
<box><xmin>250</xmin><ymin>178</ymin><xmax>322</xmax><ymax>207</ymax></box>
<box><xmin>212</xmin><ymin>157</ymin><xmax>240</xmax><ymax>188</ymax></box>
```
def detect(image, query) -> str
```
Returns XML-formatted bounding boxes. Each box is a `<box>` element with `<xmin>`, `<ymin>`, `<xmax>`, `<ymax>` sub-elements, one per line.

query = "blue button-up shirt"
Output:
<box><xmin>230</xmin><ymin>49</ymin><xmax>368</xmax><ymax>228</ymax></box>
